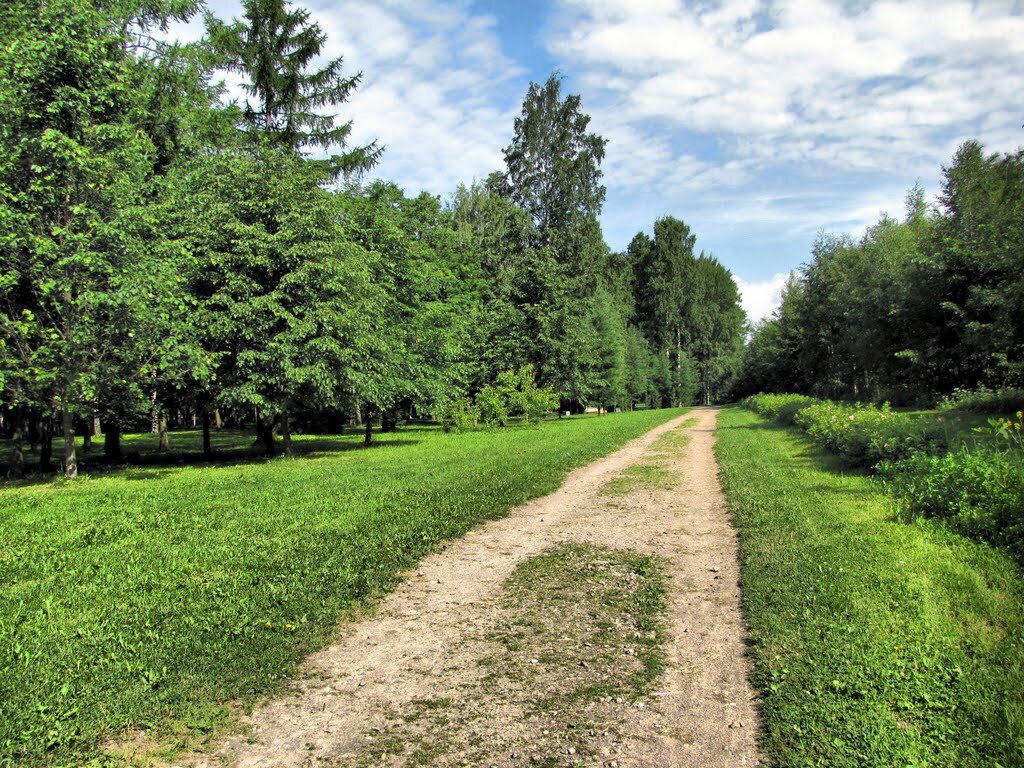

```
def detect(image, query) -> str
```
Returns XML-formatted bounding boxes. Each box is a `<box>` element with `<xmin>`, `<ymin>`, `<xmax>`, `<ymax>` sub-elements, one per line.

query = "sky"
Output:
<box><xmin>170</xmin><ymin>0</ymin><xmax>1024</xmax><ymax>324</ymax></box>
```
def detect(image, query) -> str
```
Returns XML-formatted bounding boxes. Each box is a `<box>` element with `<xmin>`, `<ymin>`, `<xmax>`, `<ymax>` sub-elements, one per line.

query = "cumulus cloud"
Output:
<box><xmin>733</xmin><ymin>272</ymin><xmax>789</xmax><ymax>324</ymax></box>
<box><xmin>547</xmin><ymin>0</ymin><xmax>1024</xmax><ymax>257</ymax></box>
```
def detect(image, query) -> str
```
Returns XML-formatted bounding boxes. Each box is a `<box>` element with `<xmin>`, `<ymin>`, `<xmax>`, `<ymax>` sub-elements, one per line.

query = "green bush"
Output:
<box><xmin>884</xmin><ymin>447</ymin><xmax>1024</xmax><ymax>561</ymax></box>
<box><xmin>793</xmin><ymin>401</ymin><xmax>943</xmax><ymax>468</ymax></box>
<box><xmin>438</xmin><ymin>398</ymin><xmax>479</xmax><ymax>433</ymax></box>
<box><xmin>476</xmin><ymin>385</ymin><xmax>509</xmax><ymax>427</ymax></box>
<box><xmin>743</xmin><ymin>393</ymin><xmax>820</xmax><ymax>425</ymax></box>
<box><xmin>479</xmin><ymin>366</ymin><xmax>559</xmax><ymax>426</ymax></box>
<box><xmin>938</xmin><ymin>386</ymin><xmax>1024</xmax><ymax>415</ymax></box>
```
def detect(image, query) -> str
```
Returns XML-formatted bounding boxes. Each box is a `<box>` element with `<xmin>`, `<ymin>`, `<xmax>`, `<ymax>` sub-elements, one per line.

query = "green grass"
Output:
<box><xmin>715</xmin><ymin>407</ymin><xmax>1024</xmax><ymax>767</ymax></box>
<box><xmin>597</xmin><ymin>461</ymin><xmax>675</xmax><ymax>496</ymax></box>
<box><xmin>0</xmin><ymin>409</ymin><xmax>684</xmax><ymax>767</ymax></box>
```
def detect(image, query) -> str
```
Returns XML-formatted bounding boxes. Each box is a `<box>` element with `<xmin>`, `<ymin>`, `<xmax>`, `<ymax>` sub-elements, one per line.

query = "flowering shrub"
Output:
<box><xmin>745</xmin><ymin>393</ymin><xmax>1024</xmax><ymax>560</ymax></box>
<box><xmin>938</xmin><ymin>386</ymin><xmax>1024</xmax><ymax>414</ymax></box>
<box><xmin>884</xmin><ymin>446</ymin><xmax>1024</xmax><ymax>561</ymax></box>
<box><xmin>743</xmin><ymin>393</ymin><xmax>821</xmax><ymax>425</ymax></box>
<box><xmin>793</xmin><ymin>401</ymin><xmax>944</xmax><ymax>468</ymax></box>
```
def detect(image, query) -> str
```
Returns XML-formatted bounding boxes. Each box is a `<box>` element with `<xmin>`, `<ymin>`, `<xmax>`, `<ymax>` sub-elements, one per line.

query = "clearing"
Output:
<box><xmin>182</xmin><ymin>408</ymin><xmax>761</xmax><ymax>767</ymax></box>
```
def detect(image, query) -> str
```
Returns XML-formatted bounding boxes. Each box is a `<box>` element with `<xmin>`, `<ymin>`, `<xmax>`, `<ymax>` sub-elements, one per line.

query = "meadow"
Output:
<box><xmin>0</xmin><ymin>409</ymin><xmax>683</xmax><ymax>767</ymax></box>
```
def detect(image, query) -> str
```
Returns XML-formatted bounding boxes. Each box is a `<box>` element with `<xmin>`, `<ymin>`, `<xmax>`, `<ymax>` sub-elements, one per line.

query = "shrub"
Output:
<box><xmin>938</xmin><ymin>386</ymin><xmax>1024</xmax><ymax>415</ymax></box>
<box><xmin>885</xmin><ymin>447</ymin><xmax>1024</xmax><ymax>561</ymax></box>
<box><xmin>794</xmin><ymin>401</ymin><xmax>943</xmax><ymax>468</ymax></box>
<box><xmin>439</xmin><ymin>398</ymin><xmax>479</xmax><ymax>433</ymax></box>
<box><xmin>743</xmin><ymin>393</ymin><xmax>820</xmax><ymax>425</ymax></box>
<box><xmin>476</xmin><ymin>385</ymin><xmax>509</xmax><ymax>427</ymax></box>
<box><xmin>482</xmin><ymin>366</ymin><xmax>559</xmax><ymax>426</ymax></box>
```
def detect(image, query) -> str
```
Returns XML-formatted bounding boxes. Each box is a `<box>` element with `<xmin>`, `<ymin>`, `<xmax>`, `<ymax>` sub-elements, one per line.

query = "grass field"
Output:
<box><xmin>0</xmin><ymin>409</ymin><xmax>684</xmax><ymax>767</ymax></box>
<box><xmin>715</xmin><ymin>407</ymin><xmax>1024</xmax><ymax>767</ymax></box>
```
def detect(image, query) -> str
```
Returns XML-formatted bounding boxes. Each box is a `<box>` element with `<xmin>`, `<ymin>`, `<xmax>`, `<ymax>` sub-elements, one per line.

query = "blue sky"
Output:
<box><xmin>174</xmin><ymin>0</ymin><xmax>1024</xmax><ymax>323</ymax></box>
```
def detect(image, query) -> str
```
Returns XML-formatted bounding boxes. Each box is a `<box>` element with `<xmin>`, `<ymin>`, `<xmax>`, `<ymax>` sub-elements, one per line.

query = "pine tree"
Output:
<box><xmin>207</xmin><ymin>0</ymin><xmax>381</xmax><ymax>176</ymax></box>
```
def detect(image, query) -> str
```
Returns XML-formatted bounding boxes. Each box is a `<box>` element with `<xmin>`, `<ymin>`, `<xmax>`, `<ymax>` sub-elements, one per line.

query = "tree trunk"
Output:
<box><xmin>201</xmin><ymin>411</ymin><xmax>212</xmax><ymax>457</ymax></box>
<box><xmin>62</xmin><ymin>410</ymin><xmax>77</xmax><ymax>479</ymax></box>
<box><xmin>150</xmin><ymin>388</ymin><xmax>159</xmax><ymax>433</ymax></box>
<box><xmin>364</xmin><ymin>405</ymin><xmax>373</xmax><ymax>446</ymax></box>
<box><xmin>82</xmin><ymin>416</ymin><xmax>92</xmax><ymax>453</ymax></box>
<box><xmin>214</xmin><ymin>408</ymin><xmax>222</xmax><ymax>430</ymax></box>
<box><xmin>104</xmin><ymin>417</ymin><xmax>122</xmax><ymax>460</ymax></box>
<box><xmin>281</xmin><ymin>404</ymin><xmax>292</xmax><ymax>456</ymax></box>
<box><xmin>353</xmin><ymin>402</ymin><xmax>363</xmax><ymax>427</ymax></box>
<box><xmin>11</xmin><ymin>410</ymin><xmax>26</xmax><ymax>478</ymax></box>
<box><xmin>262</xmin><ymin>414</ymin><xmax>276</xmax><ymax>457</ymax></box>
<box><xmin>39</xmin><ymin>418</ymin><xmax>54</xmax><ymax>473</ymax></box>
<box><xmin>158</xmin><ymin>413</ymin><xmax>169</xmax><ymax>452</ymax></box>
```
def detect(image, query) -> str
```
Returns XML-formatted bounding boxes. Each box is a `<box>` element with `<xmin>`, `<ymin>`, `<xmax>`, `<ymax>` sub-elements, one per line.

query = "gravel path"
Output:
<box><xmin>186</xmin><ymin>408</ymin><xmax>762</xmax><ymax>767</ymax></box>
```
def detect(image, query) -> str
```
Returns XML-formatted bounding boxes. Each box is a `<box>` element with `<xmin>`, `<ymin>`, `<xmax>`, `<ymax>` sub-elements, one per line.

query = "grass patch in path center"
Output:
<box><xmin>715</xmin><ymin>407</ymin><xmax>1024</xmax><ymax>767</ymax></box>
<box><xmin>345</xmin><ymin>543</ymin><xmax>669</xmax><ymax>767</ymax></box>
<box><xmin>598</xmin><ymin>418</ymin><xmax>696</xmax><ymax>497</ymax></box>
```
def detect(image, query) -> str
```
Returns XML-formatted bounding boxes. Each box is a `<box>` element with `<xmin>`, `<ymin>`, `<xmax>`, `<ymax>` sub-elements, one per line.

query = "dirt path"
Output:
<box><xmin>186</xmin><ymin>408</ymin><xmax>762</xmax><ymax>768</ymax></box>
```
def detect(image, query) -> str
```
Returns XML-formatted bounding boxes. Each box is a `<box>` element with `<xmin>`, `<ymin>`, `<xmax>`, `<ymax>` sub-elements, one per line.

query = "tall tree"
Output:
<box><xmin>206</xmin><ymin>0</ymin><xmax>380</xmax><ymax>175</ymax></box>
<box><xmin>0</xmin><ymin>0</ymin><xmax>197</xmax><ymax>477</ymax></box>
<box><xmin>502</xmin><ymin>73</ymin><xmax>607</xmax><ymax>246</ymax></box>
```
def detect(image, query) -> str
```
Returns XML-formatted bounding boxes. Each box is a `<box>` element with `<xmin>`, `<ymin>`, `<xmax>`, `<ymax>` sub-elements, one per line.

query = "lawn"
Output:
<box><xmin>0</xmin><ymin>409</ymin><xmax>684</xmax><ymax>767</ymax></box>
<box><xmin>715</xmin><ymin>407</ymin><xmax>1024</xmax><ymax>767</ymax></box>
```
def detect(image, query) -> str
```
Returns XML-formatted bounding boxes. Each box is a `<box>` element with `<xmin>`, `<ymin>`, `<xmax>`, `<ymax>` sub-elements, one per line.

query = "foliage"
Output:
<box><xmin>743</xmin><ymin>393</ymin><xmax>820</xmax><ymax>425</ymax></box>
<box><xmin>885</xmin><ymin>447</ymin><xmax>1024</xmax><ymax>561</ymax></box>
<box><xmin>206</xmin><ymin>0</ymin><xmax>380</xmax><ymax>175</ymax></box>
<box><xmin>717</xmin><ymin>407</ymin><xmax>1024</xmax><ymax>767</ymax></box>
<box><xmin>792</xmin><ymin>401</ymin><xmax>944</xmax><ymax>468</ymax></box>
<box><xmin>438</xmin><ymin>397</ymin><xmax>479</xmax><ymax>433</ymax></box>
<box><xmin>884</xmin><ymin>411</ymin><xmax>1024</xmax><ymax>560</ymax></box>
<box><xmin>746</xmin><ymin>391</ymin><xmax>1024</xmax><ymax>563</ymax></box>
<box><xmin>502</xmin><ymin>73</ymin><xmax>606</xmax><ymax>241</ymax></box>
<box><xmin>629</xmin><ymin>218</ymin><xmax>744</xmax><ymax>406</ymax></box>
<box><xmin>475</xmin><ymin>366</ymin><xmax>559</xmax><ymax>426</ymax></box>
<box><xmin>0</xmin><ymin>410</ymin><xmax>683</xmax><ymax>766</ymax></box>
<box><xmin>938</xmin><ymin>386</ymin><xmax>1024</xmax><ymax>415</ymax></box>
<box><xmin>734</xmin><ymin>142</ymin><xmax>1024</xmax><ymax>404</ymax></box>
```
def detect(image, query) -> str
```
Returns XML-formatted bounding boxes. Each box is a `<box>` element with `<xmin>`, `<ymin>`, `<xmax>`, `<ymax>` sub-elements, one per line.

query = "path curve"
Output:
<box><xmin>187</xmin><ymin>408</ymin><xmax>762</xmax><ymax>767</ymax></box>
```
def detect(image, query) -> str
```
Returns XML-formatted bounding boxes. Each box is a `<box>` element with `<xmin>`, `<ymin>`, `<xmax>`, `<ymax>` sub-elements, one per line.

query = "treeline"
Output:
<box><xmin>0</xmin><ymin>0</ymin><xmax>744</xmax><ymax>477</ymax></box>
<box><xmin>738</xmin><ymin>140</ymin><xmax>1024</xmax><ymax>404</ymax></box>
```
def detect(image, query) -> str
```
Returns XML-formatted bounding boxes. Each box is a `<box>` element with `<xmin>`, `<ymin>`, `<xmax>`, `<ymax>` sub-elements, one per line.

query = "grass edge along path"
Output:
<box><xmin>0</xmin><ymin>409</ymin><xmax>685</xmax><ymax>768</ymax></box>
<box><xmin>714</xmin><ymin>407</ymin><xmax>1024</xmax><ymax>767</ymax></box>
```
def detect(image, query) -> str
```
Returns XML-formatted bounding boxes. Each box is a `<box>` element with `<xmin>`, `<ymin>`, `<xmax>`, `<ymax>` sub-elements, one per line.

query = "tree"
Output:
<box><xmin>206</xmin><ymin>0</ymin><xmax>380</xmax><ymax>175</ymax></box>
<box><xmin>630</xmin><ymin>217</ymin><xmax>699</xmax><ymax>405</ymax></box>
<box><xmin>688</xmin><ymin>255</ymin><xmax>744</xmax><ymax>405</ymax></box>
<box><xmin>163</xmin><ymin>148</ymin><xmax>379</xmax><ymax>456</ymax></box>
<box><xmin>502</xmin><ymin>73</ymin><xmax>606</xmax><ymax>245</ymax></box>
<box><xmin>0</xmin><ymin>0</ymin><xmax>196</xmax><ymax>477</ymax></box>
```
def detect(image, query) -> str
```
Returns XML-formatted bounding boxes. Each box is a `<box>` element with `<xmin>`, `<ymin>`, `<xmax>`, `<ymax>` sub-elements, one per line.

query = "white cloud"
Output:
<box><xmin>733</xmin><ymin>272</ymin><xmax>789</xmax><ymax>324</ymax></box>
<box><xmin>547</xmin><ymin>0</ymin><xmax>1024</xmax><ymax>256</ymax></box>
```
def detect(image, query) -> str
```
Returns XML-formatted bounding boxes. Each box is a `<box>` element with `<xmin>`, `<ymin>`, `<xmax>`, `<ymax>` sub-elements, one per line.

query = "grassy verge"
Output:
<box><xmin>715</xmin><ymin>407</ymin><xmax>1024</xmax><ymax>767</ymax></box>
<box><xmin>0</xmin><ymin>409</ymin><xmax>684</xmax><ymax>767</ymax></box>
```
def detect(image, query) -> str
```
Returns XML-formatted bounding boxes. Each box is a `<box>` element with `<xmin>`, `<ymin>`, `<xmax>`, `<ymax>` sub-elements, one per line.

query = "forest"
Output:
<box><xmin>0</xmin><ymin>0</ymin><xmax>746</xmax><ymax>479</ymax></box>
<box><xmin>736</xmin><ymin>141</ymin><xmax>1024</xmax><ymax>405</ymax></box>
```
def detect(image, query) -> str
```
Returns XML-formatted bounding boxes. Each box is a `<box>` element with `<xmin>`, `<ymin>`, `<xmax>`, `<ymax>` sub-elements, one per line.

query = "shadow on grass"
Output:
<box><xmin>0</xmin><ymin>430</ymin><xmax>424</xmax><ymax>487</ymax></box>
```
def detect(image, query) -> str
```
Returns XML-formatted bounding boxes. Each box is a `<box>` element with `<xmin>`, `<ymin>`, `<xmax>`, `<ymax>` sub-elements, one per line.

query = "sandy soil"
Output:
<box><xmin>184</xmin><ymin>408</ymin><xmax>762</xmax><ymax>768</ymax></box>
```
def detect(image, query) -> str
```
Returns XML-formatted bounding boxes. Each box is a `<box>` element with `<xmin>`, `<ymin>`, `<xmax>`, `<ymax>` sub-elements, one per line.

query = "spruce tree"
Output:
<box><xmin>207</xmin><ymin>0</ymin><xmax>381</xmax><ymax>176</ymax></box>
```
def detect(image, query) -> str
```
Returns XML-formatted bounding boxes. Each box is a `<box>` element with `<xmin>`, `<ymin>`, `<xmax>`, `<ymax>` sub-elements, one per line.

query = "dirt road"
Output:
<box><xmin>186</xmin><ymin>408</ymin><xmax>762</xmax><ymax>767</ymax></box>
